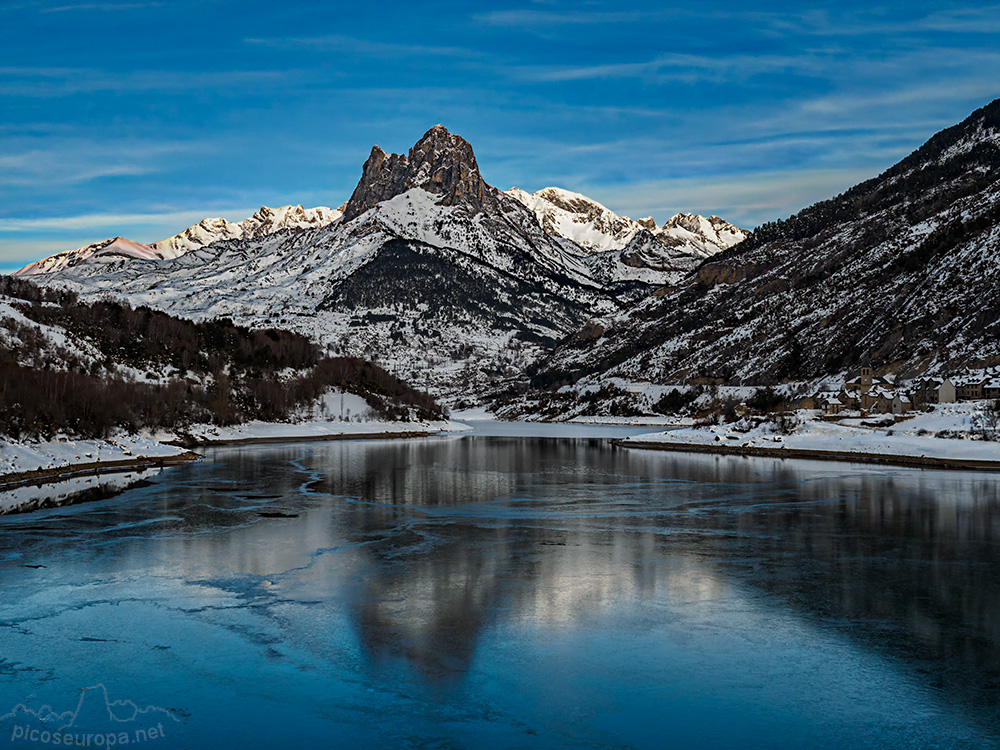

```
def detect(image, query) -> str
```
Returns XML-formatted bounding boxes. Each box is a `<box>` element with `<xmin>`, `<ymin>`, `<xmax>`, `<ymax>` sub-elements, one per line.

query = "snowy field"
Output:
<box><xmin>568</xmin><ymin>415</ymin><xmax>693</xmax><ymax>427</ymax></box>
<box><xmin>451</xmin><ymin>418</ymin><xmax>657</xmax><ymax>439</ymax></box>
<box><xmin>453</xmin><ymin>406</ymin><xmax>689</xmax><ymax>429</ymax></box>
<box><xmin>156</xmin><ymin>417</ymin><xmax>467</xmax><ymax>444</ymax></box>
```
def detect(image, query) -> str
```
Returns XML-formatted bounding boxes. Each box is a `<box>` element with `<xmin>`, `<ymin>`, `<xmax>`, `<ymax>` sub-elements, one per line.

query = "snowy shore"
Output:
<box><xmin>621</xmin><ymin>404</ymin><xmax>1000</xmax><ymax>470</ymax></box>
<box><xmin>156</xmin><ymin>418</ymin><xmax>466</xmax><ymax>446</ymax></box>
<box><xmin>0</xmin><ymin>434</ymin><xmax>192</xmax><ymax>487</ymax></box>
<box><xmin>0</xmin><ymin>418</ymin><xmax>469</xmax><ymax>487</ymax></box>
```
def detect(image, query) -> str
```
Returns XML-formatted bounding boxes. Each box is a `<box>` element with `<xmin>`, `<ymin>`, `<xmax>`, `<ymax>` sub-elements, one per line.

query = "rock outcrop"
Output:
<box><xmin>342</xmin><ymin>125</ymin><xmax>495</xmax><ymax>221</ymax></box>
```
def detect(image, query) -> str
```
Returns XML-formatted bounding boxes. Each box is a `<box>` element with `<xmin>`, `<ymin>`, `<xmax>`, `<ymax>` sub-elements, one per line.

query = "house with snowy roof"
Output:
<box><xmin>838</xmin><ymin>389</ymin><xmax>860</xmax><ymax>411</ymax></box>
<box><xmin>861</xmin><ymin>385</ymin><xmax>896</xmax><ymax>413</ymax></box>
<box><xmin>812</xmin><ymin>390</ymin><xmax>845</xmax><ymax>415</ymax></box>
<box><xmin>912</xmin><ymin>377</ymin><xmax>957</xmax><ymax>405</ymax></box>
<box><xmin>952</xmin><ymin>373</ymin><xmax>990</xmax><ymax>401</ymax></box>
<box><xmin>985</xmin><ymin>377</ymin><xmax>1000</xmax><ymax>400</ymax></box>
<box><xmin>891</xmin><ymin>393</ymin><xmax>912</xmax><ymax>414</ymax></box>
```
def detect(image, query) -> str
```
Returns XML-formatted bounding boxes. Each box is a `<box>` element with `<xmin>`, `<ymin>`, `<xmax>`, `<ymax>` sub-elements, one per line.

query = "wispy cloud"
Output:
<box><xmin>0</xmin><ymin>67</ymin><xmax>289</xmax><ymax>97</ymax></box>
<box><xmin>919</xmin><ymin>4</ymin><xmax>1000</xmax><ymax>32</ymax></box>
<box><xmin>747</xmin><ymin>5</ymin><xmax>1000</xmax><ymax>37</ymax></box>
<box><xmin>0</xmin><ymin>141</ymin><xmax>202</xmax><ymax>187</ymax></box>
<box><xmin>593</xmin><ymin>168</ymin><xmax>879</xmax><ymax>229</ymax></box>
<box><xmin>515</xmin><ymin>52</ymin><xmax>821</xmax><ymax>84</ymax></box>
<box><xmin>0</xmin><ymin>207</ymin><xmax>256</xmax><ymax>268</ymax></box>
<box><xmin>41</xmin><ymin>2</ymin><xmax>163</xmax><ymax>12</ymax></box>
<box><xmin>245</xmin><ymin>34</ymin><xmax>482</xmax><ymax>59</ymax></box>
<box><xmin>474</xmin><ymin>9</ymin><xmax>674</xmax><ymax>28</ymax></box>
<box><xmin>750</xmin><ymin>77</ymin><xmax>1000</xmax><ymax>137</ymax></box>
<box><xmin>0</xmin><ymin>208</ymin><xmax>248</xmax><ymax>233</ymax></box>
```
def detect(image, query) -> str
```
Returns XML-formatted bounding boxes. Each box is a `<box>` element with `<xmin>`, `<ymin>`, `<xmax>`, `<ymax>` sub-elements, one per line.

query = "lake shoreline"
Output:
<box><xmin>0</xmin><ymin>428</ymin><xmax>457</xmax><ymax>491</ymax></box>
<box><xmin>165</xmin><ymin>429</ymin><xmax>445</xmax><ymax>448</ymax></box>
<box><xmin>0</xmin><ymin>417</ymin><xmax>470</xmax><ymax>491</ymax></box>
<box><xmin>0</xmin><ymin>451</ymin><xmax>203</xmax><ymax>490</ymax></box>
<box><xmin>615</xmin><ymin>438</ymin><xmax>1000</xmax><ymax>472</ymax></box>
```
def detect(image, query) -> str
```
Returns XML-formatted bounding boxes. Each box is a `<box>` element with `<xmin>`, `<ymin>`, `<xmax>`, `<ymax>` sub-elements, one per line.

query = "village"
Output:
<box><xmin>807</xmin><ymin>366</ymin><xmax>1000</xmax><ymax>417</ymax></box>
<box><xmin>626</xmin><ymin>365</ymin><xmax>1000</xmax><ymax>470</ymax></box>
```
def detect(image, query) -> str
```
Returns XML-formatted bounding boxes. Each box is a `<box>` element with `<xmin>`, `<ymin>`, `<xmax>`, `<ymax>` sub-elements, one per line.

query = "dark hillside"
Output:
<box><xmin>527</xmin><ymin>97</ymin><xmax>1000</xmax><ymax>394</ymax></box>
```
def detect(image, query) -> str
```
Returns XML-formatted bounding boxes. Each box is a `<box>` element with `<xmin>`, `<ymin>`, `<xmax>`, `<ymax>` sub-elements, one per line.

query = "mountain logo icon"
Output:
<box><xmin>2</xmin><ymin>684</ymin><xmax>181</xmax><ymax>745</ymax></box>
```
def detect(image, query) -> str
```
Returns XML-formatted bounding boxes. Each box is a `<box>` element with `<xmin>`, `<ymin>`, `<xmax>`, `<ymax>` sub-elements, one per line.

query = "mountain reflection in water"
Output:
<box><xmin>308</xmin><ymin>439</ymin><xmax>1000</xmax><ymax>696</ymax></box>
<box><xmin>0</xmin><ymin>434</ymin><xmax>997</xmax><ymax>748</ymax></box>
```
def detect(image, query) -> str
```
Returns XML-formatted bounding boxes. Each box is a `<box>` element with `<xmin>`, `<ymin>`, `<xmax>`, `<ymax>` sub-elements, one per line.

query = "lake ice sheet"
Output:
<box><xmin>0</xmin><ymin>431</ymin><xmax>998</xmax><ymax>749</ymax></box>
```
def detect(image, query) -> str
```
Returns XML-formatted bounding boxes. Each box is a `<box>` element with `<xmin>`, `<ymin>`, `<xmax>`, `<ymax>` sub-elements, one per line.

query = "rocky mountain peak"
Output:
<box><xmin>534</xmin><ymin>187</ymin><xmax>602</xmax><ymax>215</ymax></box>
<box><xmin>663</xmin><ymin>212</ymin><xmax>702</xmax><ymax>233</ymax></box>
<box><xmin>342</xmin><ymin>125</ymin><xmax>493</xmax><ymax>222</ymax></box>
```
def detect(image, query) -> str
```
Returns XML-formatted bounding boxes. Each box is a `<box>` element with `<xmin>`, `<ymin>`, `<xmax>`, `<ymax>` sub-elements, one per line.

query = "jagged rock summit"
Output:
<box><xmin>343</xmin><ymin>124</ymin><xmax>494</xmax><ymax>221</ymax></box>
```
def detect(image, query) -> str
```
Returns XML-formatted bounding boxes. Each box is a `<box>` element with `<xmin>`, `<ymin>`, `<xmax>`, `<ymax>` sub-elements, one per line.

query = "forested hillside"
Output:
<box><xmin>0</xmin><ymin>276</ymin><xmax>441</xmax><ymax>439</ymax></box>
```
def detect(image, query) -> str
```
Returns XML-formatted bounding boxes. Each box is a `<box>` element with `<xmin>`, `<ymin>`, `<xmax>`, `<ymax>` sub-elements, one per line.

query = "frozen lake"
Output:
<box><xmin>1</xmin><ymin>427</ymin><xmax>998</xmax><ymax>749</ymax></box>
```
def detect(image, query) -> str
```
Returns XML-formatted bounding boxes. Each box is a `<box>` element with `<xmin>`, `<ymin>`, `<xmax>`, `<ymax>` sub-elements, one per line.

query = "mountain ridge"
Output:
<box><xmin>520</xmin><ymin>96</ymin><xmax>1000</xmax><ymax>409</ymax></box>
<box><xmin>14</xmin><ymin>204</ymin><xmax>342</xmax><ymax>277</ymax></box>
<box><xmin>11</xmin><ymin>100</ymin><xmax>1000</xmax><ymax>411</ymax></box>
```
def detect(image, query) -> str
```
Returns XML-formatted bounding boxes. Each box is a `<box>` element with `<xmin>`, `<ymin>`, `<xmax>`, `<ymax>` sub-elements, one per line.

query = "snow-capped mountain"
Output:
<box><xmin>16</xmin><ymin>125</ymin><xmax>745</xmax><ymax>402</ymax></box>
<box><xmin>659</xmin><ymin>212</ymin><xmax>748</xmax><ymax>256</ymax></box>
<box><xmin>508</xmin><ymin>186</ymin><xmax>745</xmax><ymax>256</ymax></box>
<box><xmin>14</xmin><ymin>237</ymin><xmax>184</xmax><ymax>276</ymax></box>
<box><xmin>14</xmin><ymin>204</ymin><xmax>341</xmax><ymax>276</ymax></box>
<box><xmin>507</xmin><ymin>186</ymin><xmax>747</xmax><ymax>285</ymax></box>
<box><xmin>507</xmin><ymin>187</ymin><xmax>646</xmax><ymax>252</ymax></box>
<box><xmin>150</xmin><ymin>217</ymin><xmax>244</xmax><ymax>258</ymax></box>
<box><xmin>14</xmin><ymin>128</ymin><xmax>610</xmax><ymax>400</ymax></box>
<box><xmin>522</xmin><ymin>97</ymin><xmax>1000</xmax><ymax>403</ymax></box>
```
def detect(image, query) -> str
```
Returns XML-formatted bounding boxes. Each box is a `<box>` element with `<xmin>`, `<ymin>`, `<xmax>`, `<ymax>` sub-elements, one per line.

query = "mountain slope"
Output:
<box><xmin>0</xmin><ymin>275</ymin><xmax>441</xmax><ymax>441</ymax></box>
<box><xmin>528</xmin><ymin>97</ymin><xmax>1000</xmax><ymax>395</ymax></box>
<box><xmin>15</xmin><ymin>237</ymin><xmax>185</xmax><ymax>276</ymax></box>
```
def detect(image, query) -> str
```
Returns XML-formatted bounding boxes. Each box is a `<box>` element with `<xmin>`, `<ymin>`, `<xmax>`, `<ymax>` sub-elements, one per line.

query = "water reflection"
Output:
<box><xmin>0</xmin><ymin>469</ymin><xmax>159</xmax><ymax>515</ymax></box>
<box><xmin>0</xmin><ymin>437</ymin><xmax>998</xmax><ymax>746</ymax></box>
<box><xmin>293</xmin><ymin>439</ymin><xmax>1000</xmax><ymax>709</ymax></box>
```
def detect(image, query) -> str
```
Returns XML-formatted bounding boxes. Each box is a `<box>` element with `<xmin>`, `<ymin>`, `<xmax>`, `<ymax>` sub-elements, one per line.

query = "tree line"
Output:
<box><xmin>0</xmin><ymin>277</ymin><xmax>442</xmax><ymax>439</ymax></box>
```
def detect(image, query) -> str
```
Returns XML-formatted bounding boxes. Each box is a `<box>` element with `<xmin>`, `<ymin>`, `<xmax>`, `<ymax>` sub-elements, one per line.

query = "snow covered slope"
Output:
<box><xmin>509</xmin><ymin>186</ymin><xmax>745</xmax><ymax>256</ymax></box>
<box><xmin>507</xmin><ymin>186</ymin><xmax>747</xmax><ymax>284</ymax></box>
<box><xmin>151</xmin><ymin>204</ymin><xmax>341</xmax><ymax>256</ymax></box>
<box><xmin>16</xmin><ymin>128</ymin><xmax>615</xmax><ymax>400</ymax></box>
<box><xmin>14</xmin><ymin>237</ymin><xmax>182</xmax><ymax>276</ymax></box>
<box><xmin>507</xmin><ymin>187</ymin><xmax>645</xmax><ymax>252</ymax></box>
<box><xmin>528</xmin><ymin>97</ymin><xmax>1000</xmax><ymax>397</ymax></box>
<box><xmin>14</xmin><ymin>204</ymin><xmax>341</xmax><ymax>276</ymax></box>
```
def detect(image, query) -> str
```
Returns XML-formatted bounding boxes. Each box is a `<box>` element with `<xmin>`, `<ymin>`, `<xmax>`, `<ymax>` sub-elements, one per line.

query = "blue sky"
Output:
<box><xmin>1</xmin><ymin>1</ymin><xmax>999</xmax><ymax>272</ymax></box>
